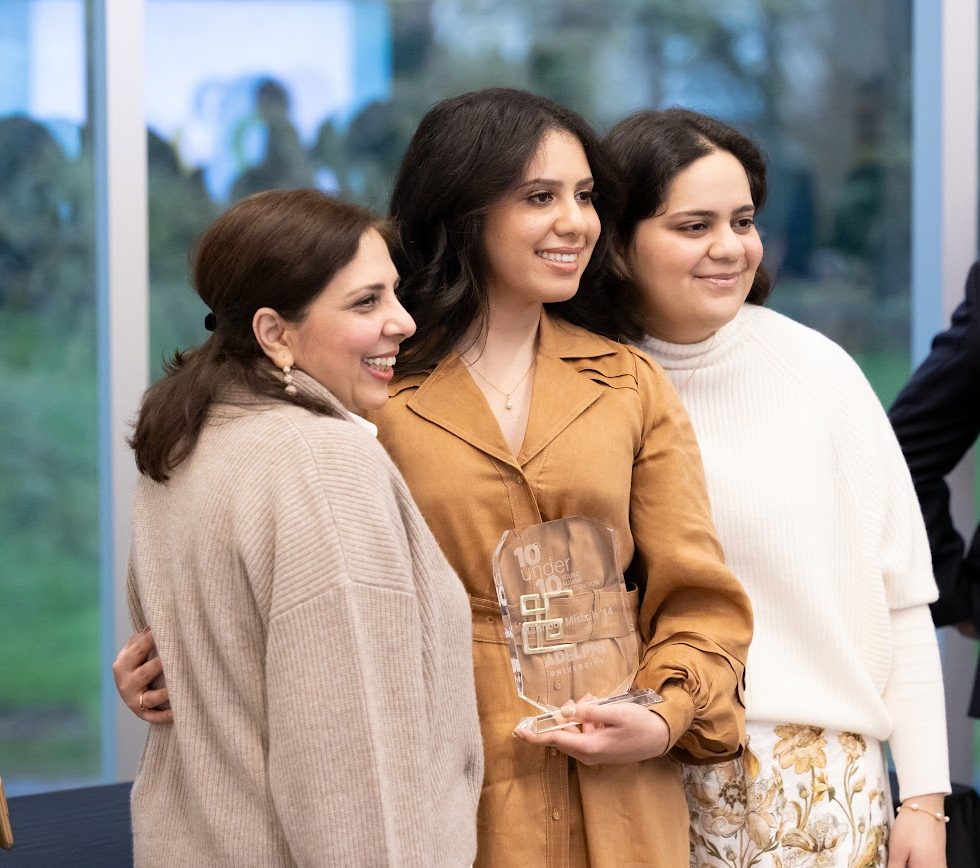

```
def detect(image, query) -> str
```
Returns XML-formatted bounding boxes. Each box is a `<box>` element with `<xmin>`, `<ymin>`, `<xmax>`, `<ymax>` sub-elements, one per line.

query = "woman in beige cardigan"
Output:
<box><xmin>119</xmin><ymin>189</ymin><xmax>482</xmax><ymax>867</ymax></box>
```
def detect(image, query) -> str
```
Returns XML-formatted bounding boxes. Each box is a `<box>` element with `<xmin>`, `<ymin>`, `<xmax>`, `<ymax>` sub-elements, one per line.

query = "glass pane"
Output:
<box><xmin>145</xmin><ymin>0</ymin><xmax>394</xmax><ymax>372</ymax></box>
<box><xmin>0</xmin><ymin>0</ymin><xmax>100</xmax><ymax>794</ymax></box>
<box><xmin>146</xmin><ymin>1</ymin><xmax>911</xmax><ymax>405</ymax></box>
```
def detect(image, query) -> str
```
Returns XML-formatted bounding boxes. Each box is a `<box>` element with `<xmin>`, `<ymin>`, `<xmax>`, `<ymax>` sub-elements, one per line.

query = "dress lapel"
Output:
<box><xmin>517</xmin><ymin>313</ymin><xmax>617</xmax><ymax>466</ymax></box>
<box><xmin>406</xmin><ymin>353</ymin><xmax>518</xmax><ymax>467</ymax></box>
<box><xmin>404</xmin><ymin>313</ymin><xmax>619</xmax><ymax>469</ymax></box>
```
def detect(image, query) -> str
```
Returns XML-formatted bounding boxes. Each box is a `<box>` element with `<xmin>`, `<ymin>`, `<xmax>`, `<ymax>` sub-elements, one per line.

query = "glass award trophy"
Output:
<box><xmin>492</xmin><ymin>516</ymin><xmax>661</xmax><ymax>733</ymax></box>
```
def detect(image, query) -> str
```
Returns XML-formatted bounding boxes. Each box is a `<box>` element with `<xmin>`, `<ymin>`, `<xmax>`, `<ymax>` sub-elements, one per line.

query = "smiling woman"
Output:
<box><xmin>371</xmin><ymin>88</ymin><xmax>753</xmax><ymax>868</ymax></box>
<box><xmin>481</xmin><ymin>130</ymin><xmax>601</xmax><ymax>314</ymax></box>
<box><xmin>118</xmin><ymin>189</ymin><xmax>482</xmax><ymax>867</ymax></box>
<box><xmin>250</xmin><ymin>226</ymin><xmax>414</xmax><ymax>416</ymax></box>
<box><xmin>624</xmin><ymin>149</ymin><xmax>764</xmax><ymax>345</ymax></box>
<box><xmin>603</xmin><ymin>107</ymin><xmax>950</xmax><ymax>868</ymax></box>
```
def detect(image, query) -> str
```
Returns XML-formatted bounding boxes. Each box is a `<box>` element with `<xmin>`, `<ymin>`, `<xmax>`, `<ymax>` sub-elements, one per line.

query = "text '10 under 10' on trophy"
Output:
<box><xmin>492</xmin><ymin>516</ymin><xmax>661</xmax><ymax>734</ymax></box>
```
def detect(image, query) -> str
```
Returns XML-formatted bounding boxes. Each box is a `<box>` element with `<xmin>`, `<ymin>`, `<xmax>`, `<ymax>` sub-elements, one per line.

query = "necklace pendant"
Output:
<box><xmin>504</xmin><ymin>395</ymin><xmax>513</xmax><ymax>410</ymax></box>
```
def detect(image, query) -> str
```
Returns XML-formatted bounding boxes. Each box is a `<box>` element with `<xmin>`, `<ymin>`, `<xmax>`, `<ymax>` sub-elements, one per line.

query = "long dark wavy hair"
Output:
<box><xmin>130</xmin><ymin>189</ymin><xmax>381</xmax><ymax>482</ymax></box>
<box><xmin>602</xmin><ymin>107</ymin><xmax>772</xmax><ymax>307</ymax></box>
<box><xmin>389</xmin><ymin>87</ymin><xmax>641</xmax><ymax>374</ymax></box>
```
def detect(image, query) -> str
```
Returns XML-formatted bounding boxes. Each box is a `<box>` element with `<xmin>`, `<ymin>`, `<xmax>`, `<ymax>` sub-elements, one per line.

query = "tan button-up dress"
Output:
<box><xmin>370</xmin><ymin>313</ymin><xmax>752</xmax><ymax>867</ymax></box>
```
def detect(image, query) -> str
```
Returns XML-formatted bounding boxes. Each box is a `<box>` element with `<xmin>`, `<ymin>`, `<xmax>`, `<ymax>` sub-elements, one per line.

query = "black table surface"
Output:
<box><xmin>3</xmin><ymin>782</ymin><xmax>132</xmax><ymax>867</ymax></box>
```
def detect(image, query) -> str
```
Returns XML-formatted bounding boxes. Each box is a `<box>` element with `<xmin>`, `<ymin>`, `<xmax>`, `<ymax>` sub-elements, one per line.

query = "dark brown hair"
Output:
<box><xmin>130</xmin><ymin>189</ymin><xmax>381</xmax><ymax>481</ymax></box>
<box><xmin>602</xmin><ymin>107</ymin><xmax>772</xmax><ymax>307</ymax></box>
<box><xmin>389</xmin><ymin>87</ymin><xmax>639</xmax><ymax>375</ymax></box>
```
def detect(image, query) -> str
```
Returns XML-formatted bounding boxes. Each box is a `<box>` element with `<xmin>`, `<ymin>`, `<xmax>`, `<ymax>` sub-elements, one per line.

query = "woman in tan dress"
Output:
<box><xmin>366</xmin><ymin>88</ymin><xmax>751</xmax><ymax>867</ymax></box>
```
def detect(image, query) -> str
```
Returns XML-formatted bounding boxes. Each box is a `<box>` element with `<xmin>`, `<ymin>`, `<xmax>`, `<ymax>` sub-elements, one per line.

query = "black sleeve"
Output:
<box><xmin>889</xmin><ymin>262</ymin><xmax>980</xmax><ymax>628</ymax></box>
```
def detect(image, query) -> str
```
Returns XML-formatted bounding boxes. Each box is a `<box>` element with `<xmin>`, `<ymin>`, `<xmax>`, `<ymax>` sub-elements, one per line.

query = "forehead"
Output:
<box><xmin>665</xmin><ymin>150</ymin><xmax>752</xmax><ymax>206</ymax></box>
<box><xmin>323</xmin><ymin>228</ymin><xmax>397</xmax><ymax>294</ymax></box>
<box><xmin>523</xmin><ymin>129</ymin><xmax>591</xmax><ymax>178</ymax></box>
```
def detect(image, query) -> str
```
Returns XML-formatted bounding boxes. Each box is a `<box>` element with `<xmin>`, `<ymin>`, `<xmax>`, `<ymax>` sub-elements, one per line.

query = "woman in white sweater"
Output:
<box><xmin>119</xmin><ymin>189</ymin><xmax>482</xmax><ymax>866</ymax></box>
<box><xmin>602</xmin><ymin>109</ymin><xmax>949</xmax><ymax>867</ymax></box>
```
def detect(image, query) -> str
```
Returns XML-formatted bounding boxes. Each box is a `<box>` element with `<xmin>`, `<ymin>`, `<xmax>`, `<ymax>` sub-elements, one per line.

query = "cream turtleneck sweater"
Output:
<box><xmin>641</xmin><ymin>303</ymin><xmax>950</xmax><ymax>799</ymax></box>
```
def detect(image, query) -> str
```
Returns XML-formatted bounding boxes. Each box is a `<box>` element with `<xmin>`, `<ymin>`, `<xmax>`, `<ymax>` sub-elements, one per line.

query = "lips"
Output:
<box><xmin>695</xmin><ymin>272</ymin><xmax>743</xmax><ymax>288</ymax></box>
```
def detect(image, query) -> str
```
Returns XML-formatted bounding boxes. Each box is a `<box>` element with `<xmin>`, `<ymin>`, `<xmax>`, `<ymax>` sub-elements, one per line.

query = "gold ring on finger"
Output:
<box><xmin>138</xmin><ymin>691</ymin><xmax>147</xmax><ymax>711</ymax></box>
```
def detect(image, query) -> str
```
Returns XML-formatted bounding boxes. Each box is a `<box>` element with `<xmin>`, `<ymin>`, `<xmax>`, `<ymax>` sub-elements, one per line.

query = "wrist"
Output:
<box><xmin>897</xmin><ymin>793</ymin><xmax>948</xmax><ymax>823</ymax></box>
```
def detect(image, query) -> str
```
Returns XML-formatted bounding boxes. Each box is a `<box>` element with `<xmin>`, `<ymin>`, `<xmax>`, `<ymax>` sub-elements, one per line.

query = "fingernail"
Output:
<box><xmin>561</xmin><ymin>702</ymin><xmax>575</xmax><ymax>718</ymax></box>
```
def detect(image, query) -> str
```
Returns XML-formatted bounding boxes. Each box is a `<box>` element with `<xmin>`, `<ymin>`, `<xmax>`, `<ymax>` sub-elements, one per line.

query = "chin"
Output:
<box><xmin>539</xmin><ymin>282</ymin><xmax>581</xmax><ymax>305</ymax></box>
<box><xmin>354</xmin><ymin>391</ymin><xmax>388</xmax><ymax>415</ymax></box>
<box><xmin>705</xmin><ymin>298</ymin><xmax>743</xmax><ymax>326</ymax></box>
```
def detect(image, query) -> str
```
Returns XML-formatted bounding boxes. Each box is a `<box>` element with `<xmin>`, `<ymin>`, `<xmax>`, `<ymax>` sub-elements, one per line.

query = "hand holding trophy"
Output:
<box><xmin>492</xmin><ymin>516</ymin><xmax>661</xmax><ymax>734</ymax></box>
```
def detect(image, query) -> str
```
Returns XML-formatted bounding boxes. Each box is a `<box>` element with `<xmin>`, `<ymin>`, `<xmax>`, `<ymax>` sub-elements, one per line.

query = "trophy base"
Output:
<box><xmin>516</xmin><ymin>688</ymin><xmax>663</xmax><ymax>734</ymax></box>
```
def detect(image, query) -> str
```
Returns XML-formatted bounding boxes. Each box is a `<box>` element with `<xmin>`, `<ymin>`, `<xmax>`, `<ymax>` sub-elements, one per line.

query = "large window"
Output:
<box><xmin>0</xmin><ymin>0</ymin><xmax>100</xmax><ymax>794</ymax></box>
<box><xmin>1</xmin><ymin>0</ymin><xmax>934</xmax><ymax>795</ymax></box>
<box><xmin>145</xmin><ymin>0</ymin><xmax>392</xmax><ymax>370</ymax></box>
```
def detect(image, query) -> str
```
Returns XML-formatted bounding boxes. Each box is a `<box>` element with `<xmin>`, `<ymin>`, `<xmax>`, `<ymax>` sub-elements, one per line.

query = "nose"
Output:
<box><xmin>554</xmin><ymin>194</ymin><xmax>590</xmax><ymax>237</ymax></box>
<box><xmin>383</xmin><ymin>295</ymin><xmax>417</xmax><ymax>340</ymax></box>
<box><xmin>708</xmin><ymin>224</ymin><xmax>744</xmax><ymax>261</ymax></box>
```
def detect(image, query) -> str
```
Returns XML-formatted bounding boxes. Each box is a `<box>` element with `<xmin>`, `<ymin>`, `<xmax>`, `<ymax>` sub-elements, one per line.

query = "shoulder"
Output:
<box><xmin>740</xmin><ymin>304</ymin><xmax>868</xmax><ymax>386</ymax></box>
<box><xmin>542</xmin><ymin>316</ymin><xmax>676</xmax><ymax>391</ymax></box>
<box><xmin>227</xmin><ymin>401</ymin><xmax>382</xmax><ymax>453</ymax></box>
<box><xmin>215</xmin><ymin>402</ymin><xmax>396</xmax><ymax>496</ymax></box>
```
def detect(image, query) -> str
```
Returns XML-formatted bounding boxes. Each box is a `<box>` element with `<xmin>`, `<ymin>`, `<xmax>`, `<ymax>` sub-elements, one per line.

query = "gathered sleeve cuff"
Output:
<box><xmin>635</xmin><ymin>635</ymin><xmax>747</xmax><ymax>764</ymax></box>
<box><xmin>628</xmin><ymin>350</ymin><xmax>753</xmax><ymax>764</ymax></box>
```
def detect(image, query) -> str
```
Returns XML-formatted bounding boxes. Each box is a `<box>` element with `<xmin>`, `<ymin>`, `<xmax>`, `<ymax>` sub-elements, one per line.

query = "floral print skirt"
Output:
<box><xmin>683</xmin><ymin>721</ymin><xmax>892</xmax><ymax>868</ymax></box>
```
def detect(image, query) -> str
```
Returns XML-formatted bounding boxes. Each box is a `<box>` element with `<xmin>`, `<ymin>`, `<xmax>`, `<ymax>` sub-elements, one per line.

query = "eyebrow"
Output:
<box><xmin>516</xmin><ymin>176</ymin><xmax>595</xmax><ymax>190</ymax></box>
<box><xmin>668</xmin><ymin>204</ymin><xmax>755</xmax><ymax>219</ymax></box>
<box><xmin>345</xmin><ymin>283</ymin><xmax>387</xmax><ymax>298</ymax></box>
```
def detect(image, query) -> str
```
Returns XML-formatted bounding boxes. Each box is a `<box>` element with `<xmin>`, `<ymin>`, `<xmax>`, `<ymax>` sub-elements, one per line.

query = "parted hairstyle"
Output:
<box><xmin>130</xmin><ymin>189</ymin><xmax>381</xmax><ymax>482</ymax></box>
<box><xmin>388</xmin><ymin>87</ymin><xmax>642</xmax><ymax>374</ymax></box>
<box><xmin>602</xmin><ymin>107</ymin><xmax>772</xmax><ymax>306</ymax></box>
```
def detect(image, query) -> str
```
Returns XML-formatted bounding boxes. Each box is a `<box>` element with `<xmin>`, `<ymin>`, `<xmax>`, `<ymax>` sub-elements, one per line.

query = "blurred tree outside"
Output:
<box><xmin>0</xmin><ymin>114</ymin><xmax>100</xmax><ymax>786</ymax></box>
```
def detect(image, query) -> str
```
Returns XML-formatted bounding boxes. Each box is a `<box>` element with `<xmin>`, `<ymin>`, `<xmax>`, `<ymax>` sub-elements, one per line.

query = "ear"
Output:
<box><xmin>252</xmin><ymin>307</ymin><xmax>294</xmax><ymax>369</ymax></box>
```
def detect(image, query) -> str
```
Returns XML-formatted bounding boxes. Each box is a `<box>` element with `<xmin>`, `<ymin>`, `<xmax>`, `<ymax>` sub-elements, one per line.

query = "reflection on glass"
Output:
<box><xmin>0</xmin><ymin>0</ymin><xmax>99</xmax><ymax>794</ymax></box>
<box><xmin>146</xmin><ymin>1</ymin><xmax>911</xmax><ymax>406</ymax></box>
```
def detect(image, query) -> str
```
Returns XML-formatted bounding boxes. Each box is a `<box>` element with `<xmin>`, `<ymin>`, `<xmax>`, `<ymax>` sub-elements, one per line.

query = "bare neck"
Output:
<box><xmin>462</xmin><ymin>303</ymin><xmax>541</xmax><ymax>374</ymax></box>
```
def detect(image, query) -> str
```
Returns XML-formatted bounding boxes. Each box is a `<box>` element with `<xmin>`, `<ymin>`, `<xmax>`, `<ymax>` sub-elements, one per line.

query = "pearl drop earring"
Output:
<box><xmin>283</xmin><ymin>365</ymin><xmax>297</xmax><ymax>396</ymax></box>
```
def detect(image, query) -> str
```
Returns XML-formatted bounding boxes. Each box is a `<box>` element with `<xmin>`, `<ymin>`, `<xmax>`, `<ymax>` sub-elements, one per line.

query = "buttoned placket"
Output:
<box><xmin>398</xmin><ymin>319</ymin><xmax>618</xmax><ymax>867</ymax></box>
<box><xmin>493</xmin><ymin>455</ymin><xmax>572</xmax><ymax>866</ymax></box>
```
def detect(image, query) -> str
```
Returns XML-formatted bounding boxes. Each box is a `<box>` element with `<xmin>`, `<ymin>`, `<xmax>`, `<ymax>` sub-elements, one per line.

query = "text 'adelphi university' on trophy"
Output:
<box><xmin>492</xmin><ymin>516</ymin><xmax>661</xmax><ymax>733</ymax></box>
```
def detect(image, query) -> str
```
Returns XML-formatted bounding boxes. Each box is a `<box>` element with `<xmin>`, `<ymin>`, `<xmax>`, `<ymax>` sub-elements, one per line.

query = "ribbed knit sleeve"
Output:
<box><xmin>250</xmin><ymin>419</ymin><xmax>451</xmax><ymax>865</ymax></box>
<box><xmin>884</xmin><ymin>605</ymin><xmax>950</xmax><ymax>798</ymax></box>
<box><xmin>854</xmin><ymin>370</ymin><xmax>941</xmax><ymax>612</ymax></box>
<box><xmin>857</xmin><ymin>376</ymin><xmax>950</xmax><ymax>797</ymax></box>
<box><xmin>628</xmin><ymin>351</ymin><xmax>753</xmax><ymax>764</ymax></box>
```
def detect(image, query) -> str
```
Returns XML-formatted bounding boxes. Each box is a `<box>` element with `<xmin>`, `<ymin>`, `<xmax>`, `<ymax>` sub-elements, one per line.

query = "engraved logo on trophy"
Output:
<box><xmin>493</xmin><ymin>516</ymin><xmax>661</xmax><ymax>733</ymax></box>
<box><xmin>520</xmin><ymin>590</ymin><xmax>573</xmax><ymax>654</ymax></box>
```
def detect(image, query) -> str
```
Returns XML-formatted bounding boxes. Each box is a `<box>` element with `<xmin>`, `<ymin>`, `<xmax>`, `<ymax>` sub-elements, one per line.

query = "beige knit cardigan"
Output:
<box><xmin>127</xmin><ymin>373</ymin><xmax>483</xmax><ymax>867</ymax></box>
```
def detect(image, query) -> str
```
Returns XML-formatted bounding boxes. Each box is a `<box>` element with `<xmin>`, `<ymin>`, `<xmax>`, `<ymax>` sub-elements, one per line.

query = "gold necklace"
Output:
<box><xmin>676</xmin><ymin>332</ymin><xmax>718</xmax><ymax>395</ymax></box>
<box><xmin>466</xmin><ymin>357</ymin><xmax>536</xmax><ymax>410</ymax></box>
